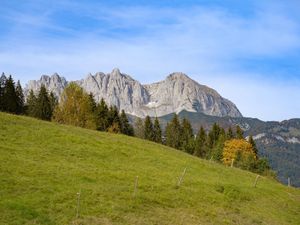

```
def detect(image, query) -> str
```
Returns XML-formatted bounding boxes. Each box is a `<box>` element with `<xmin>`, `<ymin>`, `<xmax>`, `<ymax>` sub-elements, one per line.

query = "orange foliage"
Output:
<box><xmin>222</xmin><ymin>139</ymin><xmax>256</xmax><ymax>166</ymax></box>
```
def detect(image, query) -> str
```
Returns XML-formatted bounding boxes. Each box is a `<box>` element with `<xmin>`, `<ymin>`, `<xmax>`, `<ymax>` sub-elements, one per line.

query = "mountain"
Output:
<box><xmin>155</xmin><ymin>111</ymin><xmax>300</xmax><ymax>187</ymax></box>
<box><xmin>1</xmin><ymin>112</ymin><xmax>299</xmax><ymax>225</ymax></box>
<box><xmin>25</xmin><ymin>68</ymin><xmax>242</xmax><ymax>118</ymax></box>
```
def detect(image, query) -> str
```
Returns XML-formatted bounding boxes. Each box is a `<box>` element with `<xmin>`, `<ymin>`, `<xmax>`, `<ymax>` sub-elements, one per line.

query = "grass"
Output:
<box><xmin>0</xmin><ymin>112</ymin><xmax>299</xmax><ymax>225</ymax></box>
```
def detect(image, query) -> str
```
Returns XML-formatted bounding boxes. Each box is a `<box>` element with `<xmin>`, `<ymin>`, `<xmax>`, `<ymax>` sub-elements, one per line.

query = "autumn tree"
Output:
<box><xmin>222</xmin><ymin>139</ymin><xmax>256</xmax><ymax>166</ymax></box>
<box><xmin>52</xmin><ymin>82</ymin><xmax>96</xmax><ymax>129</ymax></box>
<box><xmin>133</xmin><ymin>117</ymin><xmax>144</xmax><ymax>139</ymax></box>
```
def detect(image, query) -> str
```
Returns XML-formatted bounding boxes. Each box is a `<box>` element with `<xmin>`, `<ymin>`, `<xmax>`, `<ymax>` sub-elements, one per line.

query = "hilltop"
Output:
<box><xmin>0</xmin><ymin>112</ymin><xmax>299</xmax><ymax>224</ymax></box>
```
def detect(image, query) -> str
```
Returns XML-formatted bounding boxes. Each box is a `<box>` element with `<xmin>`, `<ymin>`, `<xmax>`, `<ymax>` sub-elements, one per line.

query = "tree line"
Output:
<box><xmin>134</xmin><ymin>113</ymin><xmax>272</xmax><ymax>176</ymax></box>
<box><xmin>1</xmin><ymin>73</ymin><xmax>272</xmax><ymax>176</ymax></box>
<box><xmin>0</xmin><ymin>74</ymin><xmax>133</xmax><ymax>136</ymax></box>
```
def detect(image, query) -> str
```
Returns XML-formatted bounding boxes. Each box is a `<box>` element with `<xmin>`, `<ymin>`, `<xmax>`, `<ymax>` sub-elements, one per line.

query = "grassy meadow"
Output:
<box><xmin>0</xmin><ymin>112</ymin><xmax>299</xmax><ymax>225</ymax></box>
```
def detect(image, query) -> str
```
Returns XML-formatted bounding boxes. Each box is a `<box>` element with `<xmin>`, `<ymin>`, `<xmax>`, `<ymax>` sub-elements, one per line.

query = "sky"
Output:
<box><xmin>0</xmin><ymin>0</ymin><xmax>300</xmax><ymax>121</ymax></box>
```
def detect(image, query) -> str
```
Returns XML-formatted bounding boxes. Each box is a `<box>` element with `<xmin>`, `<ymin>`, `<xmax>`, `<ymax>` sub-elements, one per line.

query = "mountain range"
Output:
<box><xmin>24</xmin><ymin>69</ymin><xmax>299</xmax><ymax>187</ymax></box>
<box><xmin>25</xmin><ymin>68</ymin><xmax>242</xmax><ymax>118</ymax></box>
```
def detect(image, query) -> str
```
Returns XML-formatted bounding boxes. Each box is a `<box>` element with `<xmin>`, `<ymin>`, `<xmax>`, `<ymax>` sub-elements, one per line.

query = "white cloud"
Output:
<box><xmin>0</xmin><ymin>1</ymin><xmax>299</xmax><ymax>121</ymax></box>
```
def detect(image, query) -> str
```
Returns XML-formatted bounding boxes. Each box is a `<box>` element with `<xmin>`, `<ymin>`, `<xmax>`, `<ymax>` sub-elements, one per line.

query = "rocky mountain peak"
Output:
<box><xmin>25</xmin><ymin>69</ymin><xmax>242</xmax><ymax>118</ymax></box>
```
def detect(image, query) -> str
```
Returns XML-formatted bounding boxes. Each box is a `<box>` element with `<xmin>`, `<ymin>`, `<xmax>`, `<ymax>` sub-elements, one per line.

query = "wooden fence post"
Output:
<box><xmin>253</xmin><ymin>175</ymin><xmax>260</xmax><ymax>188</ymax></box>
<box><xmin>76</xmin><ymin>190</ymin><xmax>81</xmax><ymax>218</ymax></box>
<box><xmin>177</xmin><ymin>167</ymin><xmax>187</xmax><ymax>188</ymax></box>
<box><xmin>288</xmin><ymin>177</ymin><xmax>291</xmax><ymax>187</ymax></box>
<box><xmin>133</xmin><ymin>176</ymin><xmax>139</xmax><ymax>198</ymax></box>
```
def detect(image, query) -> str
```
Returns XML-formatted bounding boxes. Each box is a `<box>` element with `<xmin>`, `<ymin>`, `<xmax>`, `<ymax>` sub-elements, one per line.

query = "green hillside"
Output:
<box><xmin>0</xmin><ymin>112</ymin><xmax>299</xmax><ymax>225</ymax></box>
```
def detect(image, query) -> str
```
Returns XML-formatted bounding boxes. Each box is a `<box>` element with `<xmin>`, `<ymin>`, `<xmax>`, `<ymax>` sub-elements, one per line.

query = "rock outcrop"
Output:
<box><xmin>25</xmin><ymin>68</ymin><xmax>242</xmax><ymax>118</ymax></box>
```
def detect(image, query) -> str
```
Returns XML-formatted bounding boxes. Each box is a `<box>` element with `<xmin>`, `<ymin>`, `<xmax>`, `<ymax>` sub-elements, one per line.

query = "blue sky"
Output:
<box><xmin>0</xmin><ymin>0</ymin><xmax>300</xmax><ymax>121</ymax></box>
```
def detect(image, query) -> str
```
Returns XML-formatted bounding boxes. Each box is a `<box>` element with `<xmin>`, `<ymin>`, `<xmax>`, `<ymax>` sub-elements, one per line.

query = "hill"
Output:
<box><xmin>156</xmin><ymin>110</ymin><xmax>300</xmax><ymax>187</ymax></box>
<box><xmin>0</xmin><ymin>112</ymin><xmax>299</xmax><ymax>225</ymax></box>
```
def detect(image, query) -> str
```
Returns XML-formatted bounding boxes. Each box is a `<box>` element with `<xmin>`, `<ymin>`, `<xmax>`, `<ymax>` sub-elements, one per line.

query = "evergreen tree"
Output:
<box><xmin>134</xmin><ymin>117</ymin><xmax>145</xmax><ymax>139</ymax></box>
<box><xmin>181</xmin><ymin>118</ymin><xmax>194</xmax><ymax>153</ymax></box>
<box><xmin>207</xmin><ymin>123</ymin><xmax>221</xmax><ymax>149</ymax></box>
<box><xmin>153</xmin><ymin>117</ymin><xmax>162</xmax><ymax>143</ymax></box>
<box><xmin>165</xmin><ymin>114</ymin><xmax>182</xmax><ymax>149</ymax></box>
<box><xmin>3</xmin><ymin>75</ymin><xmax>18</xmax><ymax>113</ymax></box>
<box><xmin>0</xmin><ymin>73</ymin><xmax>7</xmax><ymax>111</ymax></box>
<box><xmin>227</xmin><ymin>127</ymin><xmax>234</xmax><ymax>139</ymax></box>
<box><xmin>120</xmin><ymin>109</ymin><xmax>134</xmax><ymax>136</ymax></box>
<box><xmin>194</xmin><ymin>126</ymin><xmax>207</xmax><ymax>157</ymax></box>
<box><xmin>88</xmin><ymin>93</ymin><xmax>97</xmax><ymax>113</ymax></box>
<box><xmin>144</xmin><ymin>115</ymin><xmax>154</xmax><ymax>141</ymax></box>
<box><xmin>236</xmin><ymin>125</ymin><xmax>244</xmax><ymax>139</ymax></box>
<box><xmin>26</xmin><ymin>90</ymin><xmax>37</xmax><ymax>117</ymax></box>
<box><xmin>248</xmin><ymin>135</ymin><xmax>258</xmax><ymax>158</ymax></box>
<box><xmin>15</xmin><ymin>80</ymin><xmax>24</xmax><ymax>114</ymax></box>
<box><xmin>107</xmin><ymin>105</ymin><xmax>120</xmax><ymax>132</ymax></box>
<box><xmin>49</xmin><ymin>91</ymin><xmax>58</xmax><ymax>116</ymax></box>
<box><xmin>35</xmin><ymin>85</ymin><xmax>52</xmax><ymax>120</ymax></box>
<box><xmin>211</xmin><ymin>132</ymin><xmax>226</xmax><ymax>162</ymax></box>
<box><xmin>95</xmin><ymin>98</ymin><xmax>109</xmax><ymax>131</ymax></box>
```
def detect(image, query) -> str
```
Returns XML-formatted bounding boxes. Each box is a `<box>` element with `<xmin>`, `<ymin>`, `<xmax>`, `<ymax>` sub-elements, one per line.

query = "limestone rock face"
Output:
<box><xmin>25</xmin><ymin>69</ymin><xmax>242</xmax><ymax>118</ymax></box>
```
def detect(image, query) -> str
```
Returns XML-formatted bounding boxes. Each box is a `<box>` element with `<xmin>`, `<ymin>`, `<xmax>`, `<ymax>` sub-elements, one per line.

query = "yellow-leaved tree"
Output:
<box><xmin>222</xmin><ymin>139</ymin><xmax>256</xmax><ymax>166</ymax></box>
<box><xmin>52</xmin><ymin>82</ymin><xmax>96</xmax><ymax>129</ymax></box>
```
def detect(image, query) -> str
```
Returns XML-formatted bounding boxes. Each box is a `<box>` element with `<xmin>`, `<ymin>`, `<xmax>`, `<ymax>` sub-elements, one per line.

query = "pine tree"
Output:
<box><xmin>236</xmin><ymin>125</ymin><xmax>244</xmax><ymax>139</ymax></box>
<box><xmin>134</xmin><ymin>117</ymin><xmax>145</xmax><ymax>139</ymax></box>
<box><xmin>35</xmin><ymin>85</ymin><xmax>52</xmax><ymax>120</ymax></box>
<box><xmin>211</xmin><ymin>132</ymin><xmax>226</xmax><ymax>162</ymax></box>
<box><xmin>3</xmin><ymin>75</ymin><xmax>18</xmax><ymax>113</ymax></box>
<box><xmin>95</xmin><ymin>98</ymin><xmax>109</xmax><ymax>131</ymax></box>
<box><xmin>120</xmin><ymin>109</ymin><xmax>134</xmax><ymax>136</ymax></box>
<box><xmin>194</xmin><ymin>126</ymin><xmax>207</xmax><ymax>157</ymax></box>
<box><xmin>15</xmin><ymin>80</ymin><xmax>24</xmax><ymax>114</ymax></box>
<box><xmin>153</xmin><ymin>117</ymin><xmax>162</xmax><ymax>143</ymax></box>
<box><xmin>26</xmin><ymin>90</ymin><xmax>37</xmax><ymax>117</ymax></box>
<box><xmin>165</xmin><ymin>114</ymin><xmax>182</xmax><ymax>149</ymax></box>
<box><xmin>144</xmin><ymin>115</ymin><xmax>154</xmax><ymax>141</ymax></box>
<box><xmin>0</xmin><ymin>73</ymin><xmax>7</xmax><ymax>111</ymax></box>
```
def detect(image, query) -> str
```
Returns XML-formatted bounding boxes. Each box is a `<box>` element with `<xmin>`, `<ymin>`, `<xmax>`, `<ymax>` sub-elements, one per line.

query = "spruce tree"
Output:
<box><xmin>144</xmin><ymin>115</ymin><xmax>154</xmax><ymax>141</ymax></box>
<box><xmin>181</xmin><ymin>118</ymin><xmax>194</xmax><ymax>153</ymax></box>
<box><xmin>95</xmin><ymin>98</ymin><xmax>109</xmax><ymax>131</ymax></box>
<box><xmin>26</xmin><ymin>90</ymin><xmax>37</xmax><ymax>117</ymax></box>
<box><xmin>120</xmin><ymin>109</ymin><xmax>134</xmax><ymax>136</ymax></box>
<box><xmin>0</xmin><ymin>73</ymin><xmax>7</xmax><ymax>111</ymax></box>
<box><xmin>236</xmin><ymin>125</ymin><xmax>244</xmax><ymax>139</ymax></box>
<box><xmin>15</xmin><ymin>80</ymin><xmax>24</xmax><ymax>114</ymax></box>
<box><xmin>107</xmin><ymin>105</ymin><xmax>120</xmax><ymax>132</ymax></box>
<box><xmin>165</xmin><ymin>114</ymin><xmax>182</xmax><ymax>149</ymax></box>
<box><xmin>35</xmin><ymin>85</ymin><xmax>52</xmax><ymax>120</ymax></box>
<box><xmin>3</xmin><ymin>75</ymin><xmax>18</xmax><ymax>113</ymax></box>
<box><xmin>88</xmin><ymin>93</ymin><xmax>97</xmax><ymax>113</ymax></box>
<box><xmin>227</xmin><ymin>127</ymin><xmax>234</xmax><ymax>139</ymax></box>
<box><xmin>153</xmin><ymin>117</ymin><xmax>162</xmax><ymax>143</ymax></box>
<box><xmin>248</xmin><ymin>135</ymin><xmax>258</xmax><ymax>158</ymax></box>
<box><xmin>49</xmin><ymin>91</ymin><xmax>58</xmax><ymax>117</ymax></box>
<box><xmin>194</xmin><ymin>126</ymin><xmax>207</xmax><ymax>157</ymax></box>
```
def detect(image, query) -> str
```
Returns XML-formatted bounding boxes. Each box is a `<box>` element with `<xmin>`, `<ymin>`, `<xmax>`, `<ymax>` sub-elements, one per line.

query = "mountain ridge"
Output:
<box><xmin>25</xmin><ymin>68</ymin><xmax>242</xmax><ymax>118</ymax></box>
